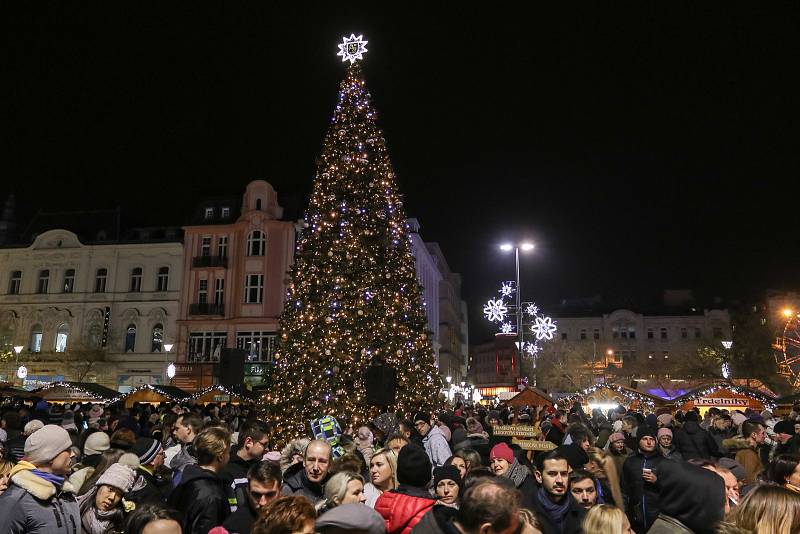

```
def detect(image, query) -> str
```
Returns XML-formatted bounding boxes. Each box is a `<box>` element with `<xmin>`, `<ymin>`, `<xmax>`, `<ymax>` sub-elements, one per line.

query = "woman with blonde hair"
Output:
<box><xmin>586</xmin><ymin>447</ymin><xmax>624</xmax><ymax>508</ymax></box>
<box><xmin>718</xmin><ymin>484</ymin><xmax>800</xmax><ymax>534</ymax></box>
<box><xmin>583</xmin><ymin>504</ymin><xmax>635</xmax><ymax>534</ymax></box>
<box><xmin>315</xmin><ymin>471</ymin><xmax>367</xmax><ymax>514</ymax></box>
<box><xmin>363</xmin><ymin>447</ymin><xmax>398</xmax><ymax>507</ymax></box>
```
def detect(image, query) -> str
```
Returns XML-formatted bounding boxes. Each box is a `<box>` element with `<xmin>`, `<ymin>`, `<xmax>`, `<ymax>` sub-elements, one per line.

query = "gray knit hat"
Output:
<box><xmin>96</xmin><ymin>463</ymin><xmax>137</xmax><ymax>493</ymax></box>
<box><xmin>24</xmin><ymin>425</ymin><xmax>73</xmax><ymax>466</ymax></box>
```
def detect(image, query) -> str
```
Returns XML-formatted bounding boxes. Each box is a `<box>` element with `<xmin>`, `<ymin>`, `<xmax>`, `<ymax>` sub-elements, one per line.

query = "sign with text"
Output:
<box><xmin>493</xmin><ymin>424</ymin><xmax>540</xmax><ymax>438</ymax></box>
<box><xmin>512</xmin><ymin>438</ymin><xmax>558</xmax><ymax>451</ymax></box>
<box><xmin>695</xmin><ymin>397</ymin><xmax>748</xmax><ymax>407</ymax></box>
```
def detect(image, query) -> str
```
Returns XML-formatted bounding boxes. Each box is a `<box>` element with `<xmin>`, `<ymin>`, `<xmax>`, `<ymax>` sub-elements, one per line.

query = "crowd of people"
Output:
<box><xmin>0</xmin><ymin>397</ymin><xmax>799</xmax><ymax>533</ymax></box>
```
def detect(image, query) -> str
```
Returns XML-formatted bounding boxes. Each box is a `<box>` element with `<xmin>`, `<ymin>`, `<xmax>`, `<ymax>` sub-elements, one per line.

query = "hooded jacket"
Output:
<box><xmin>673</xmin><ymin>421</ymin><xmax>721</xmax><ymax>460</ymax></box>
<box><xmin>422</xmin><ymin>425</ymin><xmax>452</xmax><ymax>468</ymax></box>
<box><xmin>281</xmin><ymin>462</ymin><xmax>327</xmax><ymax>504</ymax></box>
<box><xmin>651</xmin><ymin>460</ymin><xmax>726</xmax><ymax>534</ymax></box>
<box><xmin>167</xmin><ymin>464</ymin><xmax>230</xmax><ymax>534</ymax></box>
<box><xmin>621</xmin><ymin>448</ymin><xmax>668</xmax><ymax>534</ymax></box>
<box><xmin>375</xmin><ymin>484</ymin><xmax>436</xmax><ymax>534</ymax></box>
<box><xmin>127</xmin><ymin>465</ymin><xmax>169</xmax><ymax>506</ymax></box>
<box><xmin>0</xmin><ymin>461</ymin><xmax>80</xmax><ymax>534</ymax></box>
<box><xmin>220</xmin><ymin>450</ymin><xmax>257</xmax><ymax>512</ymax></box>
<box><xmin>222</xmin><ymin>495</ymin><xmax>258</xmax><ymax>534</ymax></box>
<box><xmin>723</xmin><ymin>437</ymin><xmax>762</xmax><ymax>485</ymax></box>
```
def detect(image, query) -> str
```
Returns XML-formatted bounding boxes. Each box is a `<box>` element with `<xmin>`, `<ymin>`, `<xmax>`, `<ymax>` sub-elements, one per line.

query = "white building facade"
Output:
<box><xmin>0</xmin><ymin>229</ymin><xmax>183</xmax><ymax>390</ymax></box>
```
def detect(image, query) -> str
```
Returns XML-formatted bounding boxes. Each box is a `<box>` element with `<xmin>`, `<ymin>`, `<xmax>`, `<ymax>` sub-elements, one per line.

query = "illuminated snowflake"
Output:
<box><xmin>524</xmin><ymin>342</ymin><xmax>541</xmax><ymax>355</ymax></box>
<box><xmin>337</xmin><ymin>34</ymin><xmax>368</xmax><ymax>64</ymax></box>
<box><xmin>483</xmin><ymin>299</ymin><xmax>508</xmax><ymax>323</ymax></box>
<box><xmin>499</xmin><ymin>281</ymin><xmax>515</xmax><ymax>298</ymax></box>
<box><xmin>531</xmin><ymin>316</ymin><xmax>558</xmax><ymax>340</ymax></box>
<box><xmin>525</xmin><ymin>303</ymin><xmax>539</xmax><ymax>316</ymax></box>
<box><xmin>500</xmin><ymin>322</ymin><xmax>514</xmax><ymax>334</ymax></box>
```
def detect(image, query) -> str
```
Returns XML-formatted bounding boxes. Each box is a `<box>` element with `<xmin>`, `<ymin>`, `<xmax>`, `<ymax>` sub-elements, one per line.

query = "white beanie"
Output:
<box><xmin>25</xmin><ymin>425</ymin><xmax>73</xmax><ymax>466</ymax></box>
<box><xmin>84</xmin><ymin>432</ymin><xmax>111</xmax><ymax>456</ymax></box>
<box><xmin>95</xmin><ymin>463</ymin><xmax>137</xmax><ymax>493</ymax></box>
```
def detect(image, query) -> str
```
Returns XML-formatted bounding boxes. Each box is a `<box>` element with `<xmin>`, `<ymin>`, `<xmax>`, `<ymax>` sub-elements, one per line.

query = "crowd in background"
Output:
<box><xmin>1</xmin><ymin>397</ymin><xmax>800</xmax><ymax>533</ymax></box>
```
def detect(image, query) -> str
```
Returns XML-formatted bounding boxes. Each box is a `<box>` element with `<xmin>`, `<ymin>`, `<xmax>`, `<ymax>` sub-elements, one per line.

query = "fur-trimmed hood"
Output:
<box><xmin>722</xmin><ymin>437</ymin><xmax>754</xmax><ymax>452</ymax></box>
<box><xmin>280</xmin><ymin>438</ymin><xmax>310</xmax><ymax>474</ymax></box>
<box><xmin>9</xmin><ymin>461</ymin><xmax>76</xmax><ymax>500</ymax></box>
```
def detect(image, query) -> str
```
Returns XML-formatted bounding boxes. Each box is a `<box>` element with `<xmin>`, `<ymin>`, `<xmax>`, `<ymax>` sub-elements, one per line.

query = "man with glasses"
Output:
<box><xmin>221</xmin><ymin>419</ymin><xmax>271</xmax><ymax>512</ymax></box>
<box><xmin>413</xmin><ymin>411</ymin><xmax>452</xmax><ymax>468</ymax></box>
<box><xmin>222</xmin><ymin>461</ymin><xmax>282</xmax><ymax>534</ymax></box>
<box><xmin>128</xmin><ymin>436</ymin><xmax>169</xmax><ymax>505</ymax></box>
<box><xmin>282</xmin><ymin>439</ymin><xmax>332</xmax><ymax>504</ymax></box>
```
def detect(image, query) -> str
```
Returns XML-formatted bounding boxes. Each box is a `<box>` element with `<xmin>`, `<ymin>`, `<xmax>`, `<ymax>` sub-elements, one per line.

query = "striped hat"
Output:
<box><xmin>132</xmin><ymin>437</ymin><xmax>163</xmax><ymax>466</ymax></box>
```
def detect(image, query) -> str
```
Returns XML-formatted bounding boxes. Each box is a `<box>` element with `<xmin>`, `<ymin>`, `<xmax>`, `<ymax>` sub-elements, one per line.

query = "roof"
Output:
<box><xmin>507</xmin><ymin>387</ymin><xmax>554</xmax><ymax>406</ymax></box>
<box><xmin>673</xmin><ymin>381</ymin><xmax>777</xmax><ymax>405</ymax></box>
<box><xmin>32</xmin><ymin>381</ymin><xmax>119</xmax><ymax>401</ymax></box>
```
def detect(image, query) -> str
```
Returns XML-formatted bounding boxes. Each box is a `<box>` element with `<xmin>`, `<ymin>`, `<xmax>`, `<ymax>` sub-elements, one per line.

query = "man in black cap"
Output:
<box><xmin>672</xmin><ymin>410</ymin><xmax>721</xmax><ymax>461</ymax></box>
<box><xmin>413</xmin><ymin>412</ymin><xmax>452</xmax><ymax>468</ymax></box>
<box><xmin>773</xmin><ymin>419</ymin><xmax>800</xmax><ymax>456</ymax></box>
<box><xmin>127</xmin><ymin>436</ymin><xmax>169</xmax><ymax>505</ymax></box>
<box><xmin>621</xmin><ymin>426</ymin><xmax>667</xmax><ymax>534</ymax></box>
<box><xmin>374</xmin><ymin>444</ymin><xmax>436</xmax><ymax>533</ymax></box>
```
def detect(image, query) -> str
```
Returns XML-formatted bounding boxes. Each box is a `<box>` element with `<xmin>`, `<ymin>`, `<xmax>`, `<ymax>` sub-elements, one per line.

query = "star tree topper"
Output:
<box><xmin>337</xmin><ymin>34</ymin><xmax>368</xmax><ymax>64</ymax></box>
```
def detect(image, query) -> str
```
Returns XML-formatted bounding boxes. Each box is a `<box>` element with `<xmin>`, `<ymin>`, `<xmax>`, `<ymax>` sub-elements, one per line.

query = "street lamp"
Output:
<box><xmin>164</xmin><ymin>343</ymin><xmax>174</xmax><ymax>382</ymax></box>
<box><xmin>500</xmin><ymin>242</ymin><xmax>535</xmax><ymax>384</ymax></box>
<box><xmin>783</xmin><ymin>308</ymin><xmax>795</xmax><ymax>318</ymax></box>
<box><xmin>721</xmin><ymin>340</ymin><xmax>733</xmax><ymax>379</ymax></box>
<box><xmin>12</xmin><ymin>346</ymin><xmax>25</xmax><ymax>383</ymax></box>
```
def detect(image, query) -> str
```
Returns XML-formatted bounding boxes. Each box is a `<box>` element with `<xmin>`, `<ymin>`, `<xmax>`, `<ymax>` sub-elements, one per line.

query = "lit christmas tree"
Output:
<box><xmin>264</xmin><ymin>35</ymin><xmax>442</xmax><ymax>443</ymax></box>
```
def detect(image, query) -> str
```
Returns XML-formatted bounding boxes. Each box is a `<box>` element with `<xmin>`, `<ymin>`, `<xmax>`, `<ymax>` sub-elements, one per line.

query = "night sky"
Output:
<box><xmin>4</xmin><ymin>5</ymin><xmax>799</xmax><ymax>341</ymax></box>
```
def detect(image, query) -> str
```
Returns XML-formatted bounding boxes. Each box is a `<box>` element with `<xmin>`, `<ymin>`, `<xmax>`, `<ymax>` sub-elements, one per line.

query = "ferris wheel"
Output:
<box><xmin>776</xmin><ymin>313</ymin><xmax>800</xmax><ymax>387</ymax></box>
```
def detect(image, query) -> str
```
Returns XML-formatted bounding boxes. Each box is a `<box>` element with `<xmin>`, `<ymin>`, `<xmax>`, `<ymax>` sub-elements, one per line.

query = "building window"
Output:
<box><xmin>88</xmin><ymin>323</ymin><xmax>102</xmax><ymax>348</ymax></box>
<box><xmin>157</xmin><ymin>267</ymin><xmax>169</xmax><ymax>292</ymax></box>
<box><xmin>187</xmin><ymin>331</ymin><xmax>227</xmax><ymax>362</ymax></box>
<box><xmin>255</xmin><ymin>198</ymin><xmax>263</xmax><ymax>210</ymax></box>
<box><xmin>130</xmin><ymin>267</ymin><xmax>143</xmax><ymax>292</ymax></box>
<box><xmin>660</xmin><ymin>328</ymin><xmax>668</xmax><ymax>340</ymax></box>
<box><xmin>221</xmin><ymin>207</ymin><xmax>230</xmax><ymax>218</ymax></box>
<box><xmin>55</xmin><ymin>324</ymin><xmax>68</xmax><ymax>353</ymax></box>
<box><xmin>124</xmin><ymin>324</ymin><xmax>137</xmax><ymax>352</ymax></box>
<box><xmin>37</xmin><ymin>269</ymin><xmax>50</xmax><ymax>294</ymax></box>
<box><xmin>246</xmin><ymin>231</ymin><xmax>266</xmax><ymax>256</ymax></box>
<box><xmin>151</xmin><ymin>323</ymin><xmax>163</xmax><ymax>352</ymax></box>
<box><xmin>561</xmin><ymin>332</ymin><xmax>567</xmax><ymax>341</ymax></box>
<box><xmin>713</xmin><ymin>327</ymin><xmax>723</xmax><ymax>339</ymax></box>
<box><xmin>201</xmin><ymin>236</ymin><xmax>212</xmax><ymax>257</ymax></box>
<box><xmin>8</xmin><ymin>270</ymin><xmax>21</xmax><ymax>295</ymax></box>
<box><xmin>593</xmin><ymin>328</ymin><xmax>600</xmax><ymax>340</ymax></box>
<box><xmin>204</xmin><ymin>207</ymin><xmax>214</xmax><ymax>219</ymax></box>
<box><xmin>612</xmin><ymin>327</ymin><xmax>619</xmax><ymax>339</ymax></box>
<box><xmin>647</xmin><ymin>328</ymin><xmax>654</xmax><ymax>339</ymax></box>
<box><xmin>63</xmin><ymin>269</ymin><xmax>75</xmax><ymax>293</ymax></box>
<box><xmin>681</xmin><ymin>327</ymin><xmax>688</xmax><ymax>339</ymax></box>
<box><xmin>30</xmin><ymin>324</ymin><xmax>43</xmax><ymax>353</ymax></box>
<box><xmin>95</xmin><ymin>268</ymin><xmax>108</xmax><ymax>293</ymax></box>
<box><xmin>215</xmin><ymin>278</ymin><xmax>224</xmax><ymax>305</ymax></box>
<box><xmin>198</xmin><ymin>279</ymin><xmax>208</xmax><ymax>304</ymax></box>
<box><xmin>613</xmin><ymin>352</ymin><xmax>622</xmax><ymax>364</ymax></box>
<box><xmin>695</xmin><ymin>327</ymin><xmax>702</xmax><ymax>339</ymax></box>
<box><xmin>628</xmin><ymin>327</ymin><xmax>636</xmax><ymax>339</ymax></box>
<box><xmin>236</xmin><ymin>331</ymin><xmax>277</xmax><ymax>362</ymax></box>
<box><xmin>580</xmin><ymin>329</ymin><xmax>587</xmax><ymax>340</ymax></box>
<box><xmin>217</xmin><ymin>236</ymin><xmax>228</xmax><ymax>258</ymax></box>
<box><xmin>245</xmin><ymin>274</ymin><xmax>263</xmax><ymax>303</ymax></box>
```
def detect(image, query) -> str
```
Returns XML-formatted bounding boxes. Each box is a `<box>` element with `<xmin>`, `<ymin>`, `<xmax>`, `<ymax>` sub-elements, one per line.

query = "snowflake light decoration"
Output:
<box><xmin>525</xmin><ymin>303</ymin><xmax>539</xmax><ymax>316</ymax></box>
<box><xmin>499</xmin><ymin>281</ymin><xmax>515</xmax><ymax>298</ymax></box>
<box><xmin>500</xmin><ymin>322</ymin><xmax>514</xmax><ymax>334</ymax></box>
<box><xmin>483</xmin><ymin>299</ymin><xmax>508</xmax><ymax>323</ymax></box>
<box><xmin>524</xmin><ymin>342</ymin><xmax>541</xmax><ymax>355</ymax></box>
<box><xmin>531</xmin><ymin>316</ymin><xmax>558</xmax><ymax>340</ymax></box>
<box><xmin>337</xmin><ymin>34</ymin><xmax>368</xmax><ymax>64</ymax></box>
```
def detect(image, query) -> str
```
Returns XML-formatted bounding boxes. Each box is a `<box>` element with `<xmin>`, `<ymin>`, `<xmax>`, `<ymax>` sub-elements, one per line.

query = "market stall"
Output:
<box><xmin>31</xmin><ymin>381</ymin><xmax>119</xmax><ymax>404</ymax></box>
<box><xmin>190</xmin><ymin>384</ymin><xmax>258</xmax><ymax>405</ymax></box>
<box><xmin>506</xmin><ymin>387</ymin><xmax>554</xmax><ymax>409</ymax></box>
<box><xmin>675</xmin><ymin>382</ymin><xmax>776</xmax><ymax>415</ymax></box>
<box><xmin>561</xmin><ymin>383</ymin><xmax>666</xmax><ymax>412</ymax></box>
<box><xmin>119</xmin><ymin>384</ymin><xmax>189</xmax><ymax>408</ymax></box>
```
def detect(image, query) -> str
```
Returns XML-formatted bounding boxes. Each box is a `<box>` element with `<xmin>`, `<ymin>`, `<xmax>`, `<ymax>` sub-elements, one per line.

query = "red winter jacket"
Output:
<box><xmin>374</xmin><ymin>487</ymin><xmax>436</xmax><ymax>534</ymax></box>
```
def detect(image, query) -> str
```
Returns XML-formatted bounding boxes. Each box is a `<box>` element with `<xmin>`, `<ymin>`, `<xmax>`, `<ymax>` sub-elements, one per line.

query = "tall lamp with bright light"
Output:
<box><xmin>164</xmin><ymin>343</ymin><xmax>175</xmax><ymax>381</ymax></box>
<box><xmin>500</xmin><ymin>241</ymin><xmax>536</xmax><ymax>384</ymax></box>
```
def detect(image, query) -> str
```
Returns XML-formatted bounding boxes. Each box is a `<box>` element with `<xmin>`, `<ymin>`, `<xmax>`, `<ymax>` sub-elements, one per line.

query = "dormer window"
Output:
<box><xmin>255</xmin><ymin>198</ymin><xmax>263</xmax><ymax>210</ymax></box>
<box><xmin>221</xmin><ymin>207</ymin><xmax>230</xmax><ymax>218</ymax></box>
<box><xmin>204</xmin><ymin>207</ymin><xmax>214</xmax><ymax>219</ymax></box>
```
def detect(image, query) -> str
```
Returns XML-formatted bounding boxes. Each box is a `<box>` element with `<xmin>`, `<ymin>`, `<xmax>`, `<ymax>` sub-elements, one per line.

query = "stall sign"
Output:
<box><xmin>493</xmin><ymin>425</ymin><xmax>540</xmax><ymax>438</ymax></box>
<box><xmin>512</xmin><ymin>438</ymin><xmax>557</xmax><ymax>451</ymax></box>
<box><xmin>695</xmin><ymin>397</ymin><xmax>748</xmax><ymax>407</ymax></box>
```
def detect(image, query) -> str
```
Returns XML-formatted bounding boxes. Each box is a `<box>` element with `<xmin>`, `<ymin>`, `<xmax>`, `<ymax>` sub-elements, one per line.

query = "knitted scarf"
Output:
<box><xmin>81</xmin><ymin>505</ymin><xmax>116</xmax><ymax>534</ymax></box>
<box><xmin>31</xmin><ymin>469</ymin><xmax>65</xmax><ymax>488</ymax></box>
<box><xmin>535</xmin><ymin>486</ymin><xmax>571</xmax><ymax>534</ymax></box>
<box><xmin>503</xmin><ymin>459</ymin><xmax>530</xmax><ymax>488</ymax></box>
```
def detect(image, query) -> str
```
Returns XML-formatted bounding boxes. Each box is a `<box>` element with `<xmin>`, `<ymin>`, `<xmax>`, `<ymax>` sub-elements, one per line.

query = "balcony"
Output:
<box><xmin>189</xmin><ymin>303</ymin><xmax>225</xmax><ymax>316</ymax></box>
<box><xmin>192</xmin><ymin>255</ymin><xmax>228</xmax><ymax>268</ymax></box>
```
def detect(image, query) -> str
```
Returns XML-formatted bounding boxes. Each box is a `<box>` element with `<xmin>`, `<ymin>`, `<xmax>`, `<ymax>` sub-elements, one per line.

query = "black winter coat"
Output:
<box><xmin>672</xmin><ymin>421</ymin><xmax>720</xmax><ymax>460</ymax></box>
<box><xmin>167</xmin><ymin>464</ymin><xmax>230</xmax><ymax>534</ymax></box>
<box><xmin>621</xmin><ymin>449</ymin><xmax>669</xmax><ymax>534</ymax></box>
<box><xmin>127</xmin><ymin>467</ymin><xmax>169</xmax><ymax>506</ymax></box>
<box><xmin>220</xmin><ymin>452</ymin><xmax>258</xmax><ymax>513</ymax></box>
<box><xmin>222</xmin><ymin>499</ymin><xmax>257</xmax><ymax>534</ymax></box>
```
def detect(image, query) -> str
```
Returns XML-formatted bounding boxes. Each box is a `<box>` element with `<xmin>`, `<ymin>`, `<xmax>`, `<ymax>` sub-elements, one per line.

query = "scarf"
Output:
<box><xmin>81</xmin><ymin>505</ymin><xmax>116</xmax><ymax>534</ymax></box>
<box><xmin>503</xmin><ymin>459</ymin><xmax>530</xmax><ymax>488</ymax></box>
<box><xmin>31</xmin><ymin>469</ymin><xmax>65</xmax><ymax>488</ymax></box>
<box><xmin>536</xmin><ymin>486</ymin><xmax>571</xmax><ymax>534</ymax></box>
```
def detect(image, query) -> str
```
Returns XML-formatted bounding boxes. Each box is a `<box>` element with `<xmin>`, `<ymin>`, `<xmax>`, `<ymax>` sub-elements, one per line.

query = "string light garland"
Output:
<box><xmin>673</xmin><ymin>382</ymin><xmax>777</xmax><ymax>410</ymax></box>
<box><xmin>561</xmin><ymin>383</ymin><xmax>658</xmax><ymax>412</ymax></box>
<box><xmin>262</xmin><ymin>36</ymin><xmax>443</xmax><ymax>444</ymax></box>
<box><xmin>110</xmin><ymin>383</ymin><xmax>190</xmax><ymax>405</ymax></box>
<box><xmin>191</xmin><ymin>384</ymin><xmax>257</xmax><ymax>404</ymax></box>
<box><xmin>32</xmin><ymin>381</ymin><xmax>118</xmax><ymax>403</ymax></box>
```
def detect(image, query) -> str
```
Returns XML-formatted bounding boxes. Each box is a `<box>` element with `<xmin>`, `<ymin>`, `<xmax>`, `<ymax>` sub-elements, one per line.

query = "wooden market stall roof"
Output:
<box><xmin>673</xmin><ymin>382</ymin><xmax>777</xmax><ymax>411</ymax></box>
<box><xmin>120</xmin><ymin>384</ymin><xmax>190</xmax><ymax>407</ymax></box>
<box><xmin>507</xmin><ymin>387</ymin><xmax>554</xmax><ymax>407</ymax></box>
<box><xmin>32</xmin><ymin>381</ymin><xmax>120</xmax><ymax>403</ymax></box>
<box><xmin>190</xmin><ymin>384</ymin><xmax>259</xmax><ymax>405</ymax></box>
<box><xmin>561</xmin><ymin>383</ymin><xmax>668</xmax><ymax>411</ymax></box>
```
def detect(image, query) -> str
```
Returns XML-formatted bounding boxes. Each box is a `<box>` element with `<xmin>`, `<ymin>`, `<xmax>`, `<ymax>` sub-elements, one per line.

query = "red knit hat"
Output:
<box><xmin>490</xmin><ymin>442</ymin><xmax>515</xmax><ymax>463</ymax></box>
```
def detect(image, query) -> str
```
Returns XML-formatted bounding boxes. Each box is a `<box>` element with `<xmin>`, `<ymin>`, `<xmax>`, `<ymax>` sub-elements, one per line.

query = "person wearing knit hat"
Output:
<box><xmin>374</xmin><ymin>444</ymin><xmax>435</xmax><ymax>533</ymax></box>
<box><xmin>372</xmin><ymin>412</ymin><xmax>399</xmax><ymax>441</ymax></box>
<box><xmin>773</xmin><ymin>420</ymin><xmax>800</xmax><ymax>456</ymax></box>
<box><xmin>657</xmin><ymin>427</ymin><xmax>683</xmax><ymax>461</ymax></box>
<box><xmin>88</xmin><ymin>404</ymin><xmax>104</xmax><ymax>422</ymax></box>
<box><xmin>126</xmin><ymin>438</ymin><xmax>169</xmax><ymax>507</ymax></box>
<box><xmin>656</xmin><ymin>413</ymin><xmax>673</xmax><ymax>428</ymax></box>
<box><xmin>490</xmin><ymin>442</ymin><xmax>537</xmax><ymax>509</ymax></box>
<box><xmin>413</xmin><ymin>411</ymin><xmax>452</xmax><ymax>468</ymax></box>
<box><xmin>68</xmin><ymin>430</ymin><xmax>112</xmax><ymax>491</ymax></box>
<box><xmin>433</xmin><ymin>465</ymin><xmax>462</xmax><ymax>507</ymax></box>
<box><xmin>61</xmin><ymin>410</ymin><xmax>78</xmax><ymax>432</ymax></box>
<box><xmin>620</xmin><ymin>425</ymin><xmax>667</xmax><ymax>533</ymax></box>
<box><xmin>77</xmin><ymin>462</ymin><xmax>137</xmax><ymax>534</ymax></box>
<box><xmin>556</xmin><ymin>443</ymin><xmax>590</xmax><ymax>470</ymax></box>
<box><xmin>0</xmin><ymin>424</ymin><xmax>80</xmax><ymax>534</ymax></box>
<box><xmin>85</xmin><ymin>431</ymin><xmax>111</xmax><ymax>458</ymax></box>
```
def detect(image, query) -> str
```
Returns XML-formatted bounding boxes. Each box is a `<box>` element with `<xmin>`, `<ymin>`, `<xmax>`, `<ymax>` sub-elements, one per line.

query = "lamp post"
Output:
<box><xmin>500</xmin><ymin>242</ymin><xmax>535</xmax><ymax>384</ymax></box>
<box><xmin>721</xmin><ymin>340</ymin><xmax>733</xmax><ymax>379</ymax></box>
<box><xmin>13</xmin><ymin>345</ymin><xmax>24</xmax><ymax>385</ymax></box>
<box><xmin>164</xmin><ymin>343</ymin><xmax>174</xmax><ymax>383</ymax></box>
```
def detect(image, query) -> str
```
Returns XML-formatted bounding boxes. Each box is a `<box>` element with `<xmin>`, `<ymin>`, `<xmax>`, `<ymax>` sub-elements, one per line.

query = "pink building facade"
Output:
<box><xmin>174</xmin><ymin>180</ymin><xmax>295</xmax><ymax>389</ymax></box>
